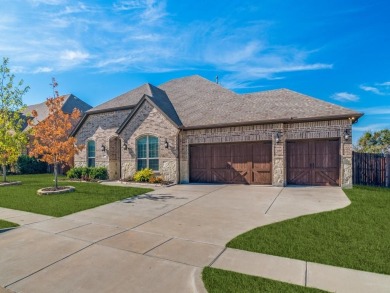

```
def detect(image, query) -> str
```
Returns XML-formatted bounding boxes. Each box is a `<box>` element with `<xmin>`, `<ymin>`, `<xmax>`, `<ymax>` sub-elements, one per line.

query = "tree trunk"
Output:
<box><xmin>54</xmin><ymin>162</ymin><xmax>58</xmax><ymax>190</ymax></box>
<box><xmin>2</xmin><ymin>164</ymin><xmax>6</xmax><ymax>182</ymax></box>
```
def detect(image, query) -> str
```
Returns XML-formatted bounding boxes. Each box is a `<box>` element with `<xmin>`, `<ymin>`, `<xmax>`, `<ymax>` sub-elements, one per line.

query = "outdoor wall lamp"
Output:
<box><xmin>123</xmin><ymin>143</ymin><xmax>128</xmax><ymax>150</ymax></box>
<box><xmin>275</xmin><ymin>132</ymin><xmax>281</xmax><ymax>143</ymax></box>
<box><xmin>344</xmin><ymin>129</ymin><xmax>350</xmax><ymax>141</ymax></box>
<box><xmin>164</xmin><ymin>138</ymin><xmax>169</xmax><ymax>148</ymax></box>
<box><xmin>101</xmin><ymin>144</ymin><xmax>106</xmax><ymax>152</ymax></box>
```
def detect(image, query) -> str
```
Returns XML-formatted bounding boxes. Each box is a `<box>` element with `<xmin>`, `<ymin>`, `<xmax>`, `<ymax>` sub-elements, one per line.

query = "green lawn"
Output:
<box><xmin>0</xmin><ymin>174</ymin><xmax>152</xmax><ymax>217</ymax></box>
<box><xmin>227</xmin><ymin>186</ymin><xmax>390</xmax><ymax>275</ymax></box>
<box><xmin>202</xmin><ymin>268</ymin><xmax>326</xmax><ymax>293</ymax></box>
<box><xmin>0</xmin><ymin>219</ymin><xmax>18</xmax><ymax>229</ymax></box>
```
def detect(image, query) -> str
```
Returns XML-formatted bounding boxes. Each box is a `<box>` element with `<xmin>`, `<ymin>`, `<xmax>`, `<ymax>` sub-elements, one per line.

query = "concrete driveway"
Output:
<box><xmin>0</xmin><ymin>184</ymin><xmax>349</xmax><ymax>293</ymax></box>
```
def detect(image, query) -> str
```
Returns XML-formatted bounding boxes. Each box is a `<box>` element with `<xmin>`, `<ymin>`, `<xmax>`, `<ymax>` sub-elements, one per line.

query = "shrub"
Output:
<box><xmin>89</xmin><ymin>167</ymin><xmax>108</xmax><ymax>180</ymax></box>
<box><xmin>81</xmin><ymin>167</ymin><xmax>90</xmax><ymax>181</ymax></box>
<box><xmin>67</xmin><ymin>167</ymin><xmax>108</xmax><ymax>181</ymax></box>
<box><xmin>66</xmin><ymin>167</ymin><xmax>85</xmax><ymax>179</ymax></box>
<box><xmin>149</xmin><ymin>176</ymin><xmax>163</xmax><ymax>184</ymax></box>
<box><xmin>16</xmin><ymin>155</ymin><xmax>48</xmax><ymax>174</ymax></box>
<box><xmin>133</xmin><ymin>168</ymin><xmax>154</xmax><ymax>182</ymax></box>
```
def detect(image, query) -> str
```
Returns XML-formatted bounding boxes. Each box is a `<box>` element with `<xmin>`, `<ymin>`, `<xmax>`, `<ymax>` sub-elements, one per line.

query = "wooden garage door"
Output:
<box><xmin>190</xmin><ymin>142</ymin><xmax>272</xmax><ymax>184</ymax></box>
<box><xmin>287</xmin><ymin>139</ymin><xmax>340</xmax><ymax>186</ymax></box>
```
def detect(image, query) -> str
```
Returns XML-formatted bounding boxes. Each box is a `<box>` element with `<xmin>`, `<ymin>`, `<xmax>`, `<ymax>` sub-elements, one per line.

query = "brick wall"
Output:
<box><xmin>120</xmin><ymin>100</ymin><xmax>179</xmax><ymax>182</ymax></box>
<box><xmin>74</xmin><ymin>109</ymin><xmax>131</xmax><ymax>170</ymax></box>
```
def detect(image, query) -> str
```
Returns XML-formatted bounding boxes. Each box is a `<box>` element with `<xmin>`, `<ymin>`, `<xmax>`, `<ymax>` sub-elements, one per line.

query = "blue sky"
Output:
<box><xmin>1</xmin><ymin>0</ymin><xmax>389</xmax><ymax>143</ymax></box>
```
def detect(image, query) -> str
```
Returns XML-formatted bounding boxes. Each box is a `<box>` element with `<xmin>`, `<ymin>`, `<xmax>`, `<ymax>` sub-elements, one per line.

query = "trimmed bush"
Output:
<box><xmin>66</xmin><ymin>167</ymin><xmax>85</xmax><ymax>179</ymax></box>
<box><xmin>133</xmin><ymin>168</ymin><xmax>154</xmax><ymax>182</ymax></box>
<box><xmin>16</xmin><ymin>155</ymin><xmax>48</xmax><ymax>174</ymax></box>
<box><xmin>67</xmin><ymin>167</ymin><xmax>108</xmax><ymax>181</ymax></box>
<box><xmin>89</xmin><ymin>167</ymin><xmax>108</xmax><ymax>180</ymax></box>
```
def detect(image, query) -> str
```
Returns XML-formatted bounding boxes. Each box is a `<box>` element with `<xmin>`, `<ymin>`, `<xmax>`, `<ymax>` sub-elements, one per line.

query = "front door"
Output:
<box><xmin>108</xmin><ymin>137</ymin><xmax>121</xmax><ymax>180</ymax></box>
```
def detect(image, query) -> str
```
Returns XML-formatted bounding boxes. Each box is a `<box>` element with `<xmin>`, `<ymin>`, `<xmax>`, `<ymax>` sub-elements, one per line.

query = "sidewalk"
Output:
<box><xmin>0</xmin><ymin>207</ymin><xmax>52</xmax><ymax>226</ymax></box>
<box><xmin>212</xmin><ymin>248</ymin><xmax>390</xmax><ymax>293</ymax></box>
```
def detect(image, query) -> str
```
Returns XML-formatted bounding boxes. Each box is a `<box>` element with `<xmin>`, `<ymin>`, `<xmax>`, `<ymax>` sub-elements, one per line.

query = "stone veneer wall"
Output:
<box><xmin>120</xmin><ymin>100</ymin><xmax>179</xmax><ymax>182</ymax></box>
<box><xmin>179</xmin><ymin>119</ymin><xmax>353</xmax><ymax>188</ymax></box>
<box><xmin>74</xmin><ymin>109</ymin><xmax>131</xmax><ymax>171</ymax></box>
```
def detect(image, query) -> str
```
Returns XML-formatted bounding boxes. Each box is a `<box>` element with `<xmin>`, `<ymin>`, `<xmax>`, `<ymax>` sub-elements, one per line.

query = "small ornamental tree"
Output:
<box><xmin>0</xmin><ymin>57</ymin><xmax>29</xmax><ymax>182</ymax></box>
<box><xmin>29</xmin><ymin>78</ymin><xmax>83</xmax><ymax>189</ymax></box>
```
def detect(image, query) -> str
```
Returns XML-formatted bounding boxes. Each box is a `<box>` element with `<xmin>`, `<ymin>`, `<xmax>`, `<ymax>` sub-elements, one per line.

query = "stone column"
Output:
<box><xmin>340</xmin><ymin>126</ymin><xmax>353</xmax><ymax>189</ymax></box>
<box><xmin>272</xmin><ymin>127</ymin><xmax>285</xmax><ymax>187</ymax></box>
<box><xmin>179</xmin><ymin>134</ymin><xmax>190</xmax><ymax>183</ymax></box>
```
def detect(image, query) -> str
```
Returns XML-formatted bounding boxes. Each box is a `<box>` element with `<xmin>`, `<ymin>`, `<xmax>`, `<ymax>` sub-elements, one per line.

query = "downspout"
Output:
<box><xmin>177</xmin><ymin>128</ymin><xmax>182</xmax><ymax>184</ymax></box>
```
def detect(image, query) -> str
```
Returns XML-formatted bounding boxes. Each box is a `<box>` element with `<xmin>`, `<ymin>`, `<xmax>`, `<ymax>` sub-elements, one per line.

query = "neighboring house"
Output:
<box><xmin>71</xmin><ymin>75</ymin><xmax>362</xmax><ymax>188</ymax></box>
<box><xmin>23</xmin><ymin>94</ymin><xmax>92</xmax><ymax>130</ymax></box>
<box><xmin>23</xmin><ymin>94</ymin><xmax>92</xmax><ymax>172</ymax></box>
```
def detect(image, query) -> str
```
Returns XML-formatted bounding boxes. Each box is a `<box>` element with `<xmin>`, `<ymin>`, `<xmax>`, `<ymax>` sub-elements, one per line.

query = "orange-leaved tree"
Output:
<box><xmin>29</xmin><ymin>78</ymin><xmax>83</xmax><ymax>189</ymax></box>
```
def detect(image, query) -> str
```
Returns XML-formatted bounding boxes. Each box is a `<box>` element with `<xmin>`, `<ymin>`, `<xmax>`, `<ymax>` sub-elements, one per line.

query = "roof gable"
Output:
<box><xmin>88</xmin><ymin>83</ymin><xmax>154</xmax><ymax>113</ymax></box>
<box><xmin>117</xmin><ymin>90</ymin><xmax>182</xmax><ymax>134</ymax></box>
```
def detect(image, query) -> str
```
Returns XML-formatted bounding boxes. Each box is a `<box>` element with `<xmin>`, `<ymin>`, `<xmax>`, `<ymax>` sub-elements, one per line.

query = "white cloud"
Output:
<box><xmin>359</xmin><ymin>82</ymin><xmax>390</xmax><ymax>95</ymax></box>
<box><xmin>331</xmin><ymin>92</ymin><xmax>359</xmax><ymax>102</ymax></box>
<box><xmin>359</xmin><ymin>85</ymin><xmax>383</xmax><ymax>95</ymax></box>
<box><xmin>60</xmin><ymin>2</ymin><xmax>93</xmax><ymax>15</ymax></box>
<box><xmin>113</xmin><ymin>0</ymin><xmax>148</xmax><ymax>11</ymax></box>
<box><xmin>33</xmin><ymin>67</ymin><xmax>53</xmax><ymax>73</ymax></box>
<box><xmin>60</xmin><ymin>50</ymin><xmax>90</xmax><ymax>62</ymax></box>
<box><xmin>28</xmin><ymin>0</ymin><xmax>65</xmax><ymax>5</ymax></box>
<box><xmin>113</xmin><ymin>0</ymin><xmax>167</xmax><ymax>24</ymax></box>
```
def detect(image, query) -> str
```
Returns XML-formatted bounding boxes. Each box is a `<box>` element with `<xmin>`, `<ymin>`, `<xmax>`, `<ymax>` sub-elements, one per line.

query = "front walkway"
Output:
<box><xmin>0</xmin><ymin>185</ymin><xmax>387</xmax><ymax>292</ymax></box>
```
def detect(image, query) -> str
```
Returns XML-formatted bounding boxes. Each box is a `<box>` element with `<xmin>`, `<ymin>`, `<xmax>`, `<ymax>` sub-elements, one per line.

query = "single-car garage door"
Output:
<box><xmin>287</xmin><ymin>139</ymin><xmax>340</xmax><ymax>186</ymax></box>
<box><xmin>190</xmin><ymin>142</ymin><xmax>272</xmax><ymax>184</ymax></box>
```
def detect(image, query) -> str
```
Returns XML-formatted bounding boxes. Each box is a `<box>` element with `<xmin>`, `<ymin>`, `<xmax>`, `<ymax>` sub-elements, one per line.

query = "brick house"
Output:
<box><xmin>71</xmin><ymin>75</ymin><xmax>362</xmax><ymax>188</ymax></box>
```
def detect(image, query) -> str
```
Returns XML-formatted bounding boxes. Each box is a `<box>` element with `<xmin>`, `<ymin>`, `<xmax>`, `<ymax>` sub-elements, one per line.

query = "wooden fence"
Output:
<box><xmin>352</xmin><ymin>152</ymin><xmax>390</xmax><ymax>187</ymax></box>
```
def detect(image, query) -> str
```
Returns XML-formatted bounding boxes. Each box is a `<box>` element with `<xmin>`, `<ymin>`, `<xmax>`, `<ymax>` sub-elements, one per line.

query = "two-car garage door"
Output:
<box><xmin>189</xmin><ymin>139</ymin><xmax>340</xmax><ymax>186</ymax></box>
<box><xmin>190</xmin><ymin>142</ymin><xmax>272</xmax><ymax>184</ymax></box>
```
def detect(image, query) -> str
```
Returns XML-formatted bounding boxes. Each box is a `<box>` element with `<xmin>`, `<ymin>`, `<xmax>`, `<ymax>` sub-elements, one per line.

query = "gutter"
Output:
<box><xmin>177</xmin><ymin>113</ymin><xmax>364</xmax><ymax>131</ymax></box>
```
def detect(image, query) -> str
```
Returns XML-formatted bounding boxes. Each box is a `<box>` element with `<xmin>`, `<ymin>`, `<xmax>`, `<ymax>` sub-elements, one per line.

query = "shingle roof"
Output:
<box><xmin>22</xmin><ymin>94</ymin><xmax>92</xmax><ymax>130</ymax></box>
<box><xmin>159</xmin><ymin>75</ymin><xmax>362</xmax><ymax>128</ymax></box>
<box><xmin>62</xmin><ymin>94</ymin><xmax>93</xmax><ymax>114</ymax></box>
<box><xmin>88</xmin><ymin>84</ymin><xmax>154</xmax><ymax>113</ymax></box>
<box><xmin>146</xmin><ymin>86</ymin><xmax>182</xmax><ymax>127</ymax></box>
<box><xmin>81</xmin><ymin>75</ymin><xmax>362</xmax><ymax>132</ymax></box>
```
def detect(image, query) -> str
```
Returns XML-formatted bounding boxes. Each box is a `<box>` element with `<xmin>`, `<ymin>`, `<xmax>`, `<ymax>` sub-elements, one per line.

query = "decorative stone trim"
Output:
<box><xmin>37</xmin><ymin>186</ymin><xmax>75</xmax><ymax>195</ymax></box>
<box><xmin>0</xmin><ymin>181</ymin><xmax>22</xmax><ymax>187</ymax></box>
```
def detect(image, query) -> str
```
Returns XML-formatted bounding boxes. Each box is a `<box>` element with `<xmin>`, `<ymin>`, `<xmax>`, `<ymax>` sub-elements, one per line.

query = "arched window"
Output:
<box><xmin>137</xmin><ymin>136</ymin><xmax>159</xmax><ymax>171</ymax></box>
<box><xmin>87</xmin><ymin>140</ymin><xmax>95</xmax><ymax>167</ymax></box>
